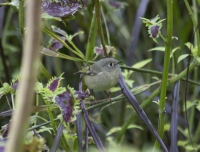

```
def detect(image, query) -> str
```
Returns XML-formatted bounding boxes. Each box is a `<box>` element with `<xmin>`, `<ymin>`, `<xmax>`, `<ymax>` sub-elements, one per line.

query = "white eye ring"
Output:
<box><xmin>108</xmin><ymin>62</ymin><xmax>115</xmax><ymax>67</ymax></box>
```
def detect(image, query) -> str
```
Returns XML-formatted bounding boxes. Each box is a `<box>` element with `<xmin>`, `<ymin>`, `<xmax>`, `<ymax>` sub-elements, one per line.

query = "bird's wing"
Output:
<box><xmin>74</xmin><ymin>66</ymin><xmax>99</xmax><ymax>75</ymax></box>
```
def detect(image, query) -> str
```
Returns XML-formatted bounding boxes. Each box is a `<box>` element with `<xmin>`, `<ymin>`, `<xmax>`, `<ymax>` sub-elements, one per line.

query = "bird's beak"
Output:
<box><xmin>115</xmin><ymin>60</ymin><xmax>123</xmax><ymax>65</ymax></box>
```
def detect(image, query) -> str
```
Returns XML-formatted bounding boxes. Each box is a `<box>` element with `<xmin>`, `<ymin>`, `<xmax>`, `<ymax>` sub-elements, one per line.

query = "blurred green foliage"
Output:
<box><xmin>0</xmin><ymin>0</ymin><xmax>200</xmax><ymax>151</ymax></box>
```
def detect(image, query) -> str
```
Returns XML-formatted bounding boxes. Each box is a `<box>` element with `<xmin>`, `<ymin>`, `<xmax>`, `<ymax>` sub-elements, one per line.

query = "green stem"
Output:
<box><xmin>68</xmin><ymin>40</ymin><xmax>84</xmax><ymax>59</ymax></box>
<box><xmin>159</xmin><ymin>32</ymin><xmax>167</xmax><ymax>43</ymax></box>
<box><xmin>57</xmin><ymin>52</ymin><xmax>84</xmax><ymax>62</ymax></box>
<box><xmin>189</xmin><ymin>67</ymin><xmax>197</xmax><ymax>133</ymax></box>
<box><xmin>154</xmin><ymin>0</ymin><xmax>173</xmax><ymax>149</ymax></box>
<box><xmin>41</xmin><ymin>47</ymin><xmax>84</xmax><ymax>62</ymax></box>
<box><xmin>120</xmin><ymin>65</ymin><xmax>200</xmax><ymax>86</ymax></box>
<box><xmin>45</xmin><ymin>100</ymin><xmax>56</xmax><ymax>133</ymax></box>
<box><xmin>42</xmin><ymin>27</ymin><xmax>86</xmax><ymax>60</ymax></box>
<box><xmin>55</xmin><ymin>58</ymin><xmax>61</xmax><ymax>77</ymax></box>
<box><xmin>86</xmin><ymin>7</ymin><xmax>98</xmax><ymax>60</ymax></box>
<box><xmin>95</xmin><ymin>0</ymin><xmax>108</xmax><ymax>57</ymax></box>
<box><xmin>19</xmin><ymin>0</ymin><xmax>25</xmax><ymax>36</ymax></box>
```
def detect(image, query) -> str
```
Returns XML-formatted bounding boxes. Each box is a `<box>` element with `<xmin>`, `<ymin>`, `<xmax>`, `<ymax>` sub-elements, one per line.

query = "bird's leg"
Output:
<box><xmin>91</xmin><ymin>89</ymin><xmax>98</xmax><ymax>103</ymax></box>
<box><xmin>104</xmin><ymin>91</ymin><xmax>112</xmax><ymax>103</ymax></box>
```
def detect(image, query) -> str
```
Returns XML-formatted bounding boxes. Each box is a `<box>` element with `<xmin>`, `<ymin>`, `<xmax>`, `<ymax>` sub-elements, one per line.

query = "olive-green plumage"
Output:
<box><xmin>75</xmin><ymin>58</ymin><xmax>121</xmax><ymax>91</ymax></box>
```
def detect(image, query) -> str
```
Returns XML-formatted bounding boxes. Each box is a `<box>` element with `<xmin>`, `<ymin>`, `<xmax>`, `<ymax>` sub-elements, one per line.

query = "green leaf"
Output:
<box><xmin>185</xmin><ymin>145</ymin><xmax>196</xmax><ymax>151</ymax></box>
<box><xmin>170</xmin><ymin>47</ymin><xmax>180</xmax><ymax>58</ymax></box>
<box><xmin>110</xmin><ymin>87</ymin><xmax>121</xmax><ymax>92</ymax></box>
<box><xmin>185</xmin><ymin>42</ymin><xmax>198</xmax><ymax>56</ymax></box>
<box><xmin>148</xmin><ymin>47</ymin><xmax>165</xmax><ymax>52</ymax></box>
<box><xmin>148</xmin><ymin>46</ymin><xmax>180</xmax><ymax>58</ymax></box>
<box><xmin>35</xmin><ymin>82</ymin><xmax>43</xmax><ymax>93</ymax></box>
<box><xmin>178</xmin><ymin>140</ymin><xmax>188</xmax><ymax>146</ymax></box>
<box><xmin>122</xmin><ymin>69</ymin><xmax>129</xmax><ymax>79</ymax></box>
<box><xmin>125</xmin><ymin>79</ymin><xmax>134</xmax><ymax>88</ymax></box>
<box><xmin>129</xmin><ymin>59</ymin><xmax>152</xmax><ymax>76</ymax></box>
<box><xmin>41</xmin><ymin>13</ymin><xmax>62</xmax><ymax>21</ymax></box>
<box><xmin>177</xmin><ymin>54</ymin><xmax>189</xmax><ymax>63</ymax></box>
<box><xmin>132</xmin><ymin>59</ymin><xmax>152</xmax><ymax>68</ymax></box>
<box><xmin>152</xmin><ymin>77</ymin><xmax>160</xmax><ymax>81</ymax></box>
<box><xmin>183</xmin><ymin>101</ymin><xmax>197</xmax><ymax>111</ymax></box>
<box><xmin>152</xmin><ymin>100</ymin><xmax>159</xmax><ymax>105</ymax></box>
<box><xmin>0</xmin><ymin>83</ymin><xmax>15</xmax><ymax>98</ymax></box>
<box><xmin>185</xmin><ymin>42</ymin><xmax>194</xmax><ymax>50</ymax></box>
<box><xmin>172</xmin><ymin>36</ymin><xmax>178</xmax><ymax>40</ymax></box>
<box><xmin>196</xmin><ymin>104</ymin><xmax>200</xmax><ymax>111</ymax></box>
<box><xmin>107</xmin><ymin>124</ymin><xmax>143</xmax><ymax>136</ymax></box>
<box><xmin>164</xmin><ymin>123</ymin><xmax>170</xmax><ymax>131</ymax></box>
<box><xmin>0</xmin><ymin>0</ymin><xmax>19</xmax><ymax>9</ymax></box>
<box><xmin>106</xmin><ymin>127</ymin><xmax>121</xmax><ymax>136</ymax></box>
<box><xmin>196</xmin><ymin>57</ymin><xmax>200</xmax><ymax>63</ymax></box>
<box><xmin>127</xmin><ymin>124</ymin><xmax>143</xmax><ymax>130</ymax></box>
<box><xmin>37</xmin><ymin>126</ymin><xmax>53</xmax><ymax>134</ymax></box>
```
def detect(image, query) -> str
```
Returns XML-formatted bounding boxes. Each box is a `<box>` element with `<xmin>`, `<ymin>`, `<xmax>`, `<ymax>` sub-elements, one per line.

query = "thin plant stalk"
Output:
<box><xmin>5</xmin><ymin>0</ymin><xmax>41</xmax><ymax>151</ymax></box>
<box><xmin>154</xmin><ymin>0</ymin><xmax>173</xmax><ymax>150</ymax></box>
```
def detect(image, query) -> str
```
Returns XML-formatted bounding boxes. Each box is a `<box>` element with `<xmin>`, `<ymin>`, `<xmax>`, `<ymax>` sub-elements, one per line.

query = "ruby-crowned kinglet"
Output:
<box><xmin>74</xmin><ymin>58</ymin><xmax>122</xmax><ymax>91</ymax></box>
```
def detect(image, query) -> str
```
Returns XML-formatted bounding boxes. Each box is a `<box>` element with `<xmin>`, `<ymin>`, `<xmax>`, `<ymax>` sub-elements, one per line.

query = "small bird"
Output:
<box><xmin>74</xmin><ymin>58</ymin><xmax>122</xmax><ymax>91</ymax></box>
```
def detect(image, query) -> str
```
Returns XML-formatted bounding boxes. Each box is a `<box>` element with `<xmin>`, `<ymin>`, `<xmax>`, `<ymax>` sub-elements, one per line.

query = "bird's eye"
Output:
<box><xmin>108</xmin><ymin>62</ymin><xmax>114</xmax><ymax>67</ymax></box>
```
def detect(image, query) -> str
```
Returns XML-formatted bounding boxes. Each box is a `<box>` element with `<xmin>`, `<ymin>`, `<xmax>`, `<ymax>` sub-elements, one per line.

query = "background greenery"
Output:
<box><xmin>0</xmin><ymin>0</ymin><xmax>200</xmax><ymax>151</ymax></box>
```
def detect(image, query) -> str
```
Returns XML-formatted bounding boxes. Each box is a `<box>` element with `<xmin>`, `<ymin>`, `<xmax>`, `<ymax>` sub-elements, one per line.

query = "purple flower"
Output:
<box><xmin>109</xmin><ymin>1</ymin><xmax>121</xmax><ymax>9</ymax></box>
<box><xmin>11</xmin><ymin>80</ymin><xmax>18</xmax><ymax>91</ymax></box>
<box><xmin>48</xmin><ymin>78</ymin><xmax>60</xmax><ymax>92</ymax></box>
<box><xmin>0</xmin><ymin>146</ymin><xmax>4</xmax><ymax>152</ymax></box>
<box><xmin>42</xmin><ymin>0</ymin><xmax>82</xmax><ymax>18</ymax></box>
<box><xmin>75</xmin><ymin>91</ymin><xmax>89</xmax><ymax>100</ymax></box>
<box><xmin>150</xmin><ymin>25</ymin><xmax>159</xmax><ymax>38</ymax></box>
<box><xmin>49</xmin><ymin>37</ymin><xmax>65</xmax><ymax>51</ymax></box>
<box><xmin>55</xmin><ymin>90</ymin><xmax>74</xmax><ymax>123</ymax></box>
<box><xmin>94</xmin><ymin>47</ymin><xmax>105</xmax><ymax>56</ymax></box>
